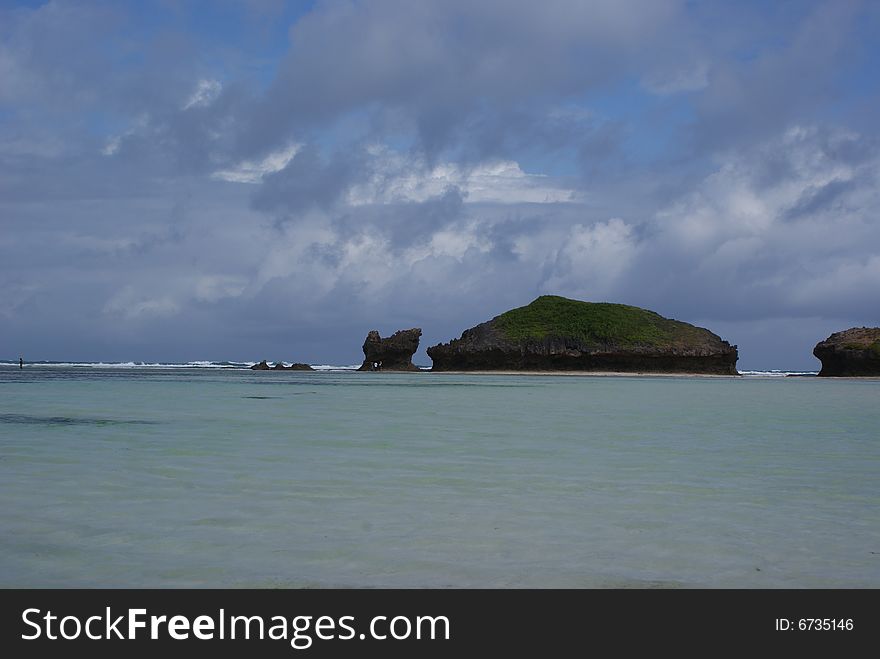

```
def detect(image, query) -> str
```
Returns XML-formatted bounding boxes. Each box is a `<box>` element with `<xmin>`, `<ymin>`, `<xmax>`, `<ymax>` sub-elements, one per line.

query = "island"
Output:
<box><xmin>250</xmin><ymin>360</ymin><xmax>314</xmax><ymax>371</ymax></box>
<box><xmin>426</xmin><ymin>295</ymin><xmax>738</xmax><ymax>374</ymax></box>
<box><xmin>813</xmin><ymin>327</ymin><xmax>880</xmax><ymax>376</ymax></box>
<box><xmin>358</xmin><ymin>328</ymin><xmax>422</xmax><ymax>371</ymax></box>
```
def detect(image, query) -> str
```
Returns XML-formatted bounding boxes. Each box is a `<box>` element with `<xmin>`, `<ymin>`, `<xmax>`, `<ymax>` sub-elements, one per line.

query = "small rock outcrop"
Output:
<box><xmin>427</xmin><ymin>296</ymin><xmax>738</xmax><ymax>374</ymax></box>
<box><xmin>813</xmin><ymin>327</ymin><xmax>880</xmax><ymax>376</ymax></box>
<box><xmin>251</xmin><ymin>360</ymin><xmax>314</xmax><ymax>371</ymax></box>
<box><xmin>358</xmin><ymin>328</ymin><xmax>422</xmax><ymax>371</ymax></box>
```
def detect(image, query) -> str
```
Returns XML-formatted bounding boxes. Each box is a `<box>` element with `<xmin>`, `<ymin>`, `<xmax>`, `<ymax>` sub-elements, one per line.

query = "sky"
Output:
<box><xmin>1</xmin><ymin>0</ymin><xmax>879</xmax><ymax>369</ymax></box>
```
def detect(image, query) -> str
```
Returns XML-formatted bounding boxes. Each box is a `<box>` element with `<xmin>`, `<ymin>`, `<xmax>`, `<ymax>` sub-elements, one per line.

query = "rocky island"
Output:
<box><xmin>813</xmin><ymin>327</ymin><xmax>880</xmax><ymax>376</ymax></box>
<box><xmin>358</xmin><ymin>328</ymin><xmax>422</xmax><ymax>371</ymax></box>
<box><xmin>427</xmin><ymin>295</ymin><xmax>738</xmax><ymax>374</ymax></box>
<box><xmin>251</xmin><ymin>360</ymin><xmax>314</xmax><ymax>371</ymax></box>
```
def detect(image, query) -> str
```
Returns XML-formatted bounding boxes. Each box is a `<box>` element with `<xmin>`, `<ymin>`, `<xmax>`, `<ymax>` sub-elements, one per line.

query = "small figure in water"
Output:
<box><xmin>19</xmin><ymin>356</ymin><xmax>23</xmax><ymax>369</ymax></box>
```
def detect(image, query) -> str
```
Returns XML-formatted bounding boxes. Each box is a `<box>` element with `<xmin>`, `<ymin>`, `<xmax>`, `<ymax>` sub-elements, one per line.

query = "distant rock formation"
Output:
<box><xmin>813</xmin><ymin>327</ymin><xmax>880</xmax><ymax>376</ymax></box>
<box><xmin>427</xmin><ymin>295</ymin><xmax>738</xmax><ymax>374</ymax></box>
<box><xmin>251</xmin><ymin>360</ymin><xmax>314</xmax><ymax>371</ymax></box>
<box><xmin>276</xmin><ymin>362</ymin><xmax>314</xmax><ymax>371</ymax></box>
<box><xmin>358</xmin><ymin>328</ymin><xmax>422</xmax><ymax>371</ymax></box>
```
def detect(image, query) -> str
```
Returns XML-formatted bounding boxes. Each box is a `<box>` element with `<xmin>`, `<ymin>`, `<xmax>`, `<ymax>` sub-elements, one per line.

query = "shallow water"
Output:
<box><xmin>0</xmin><ymin>367</ymin><xmax>877</xmax><ymax>587</ymax></box>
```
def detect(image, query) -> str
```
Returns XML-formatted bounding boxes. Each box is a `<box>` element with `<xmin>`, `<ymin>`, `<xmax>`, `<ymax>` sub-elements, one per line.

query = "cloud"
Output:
<box><xmin>541</xmin><ymin>218</ymin><xmax>639</xmax><ymax>299</ymax></box>
<box><xmin>241</xmin><ymin>0</ymin><xmax>691</xmax><ymax>158</ymax></box>
<box><xmin>193</xmin><ymin>275</ymin><xmax>249</xmax><ymax>303</ymax></box>
<box><xmin>347</xmin><ymin>150</ymin><xmax>577</xmax><ymax>205</ymax></box>
<box><xmin>638</xmin><ymin>125</ymin><xmax>880</xmax><ymax>324</ymax></box>
<box><xmin>103</xmin><ymin>288</ymin><xmax>180</xmax><ymax>321</ymax></box>
<box><xmin>251</xmin><ymin>144</ymin><xmax>370</xmax><ymax>214</ymax></box>
<box><xmin>690</xmin><ymin>0</ymin><xmax>871</xmax><ymax>150</ymax></box>
<box><xmin>212</xmin><ymin>143</ymin><xmax>300</xmax><ymax>183</ymax></box>
<box><xmin>183</xmin><ymin>79</ymin><xmax>222</xmax><ymax>110</ymax></box>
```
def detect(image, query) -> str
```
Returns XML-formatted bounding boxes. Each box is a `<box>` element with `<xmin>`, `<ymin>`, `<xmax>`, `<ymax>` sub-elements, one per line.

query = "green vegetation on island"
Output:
<box><xmin>494</xmin><ymin>295</ymin><xmax>708</xmax><ymax>349</ymax></box>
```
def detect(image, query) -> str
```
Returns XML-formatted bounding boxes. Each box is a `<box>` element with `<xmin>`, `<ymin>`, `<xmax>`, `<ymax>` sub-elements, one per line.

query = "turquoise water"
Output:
<box><xmin>0</xmin><ymin>367</ymin><xmax>877</xmax><ymax>588</ymax></box>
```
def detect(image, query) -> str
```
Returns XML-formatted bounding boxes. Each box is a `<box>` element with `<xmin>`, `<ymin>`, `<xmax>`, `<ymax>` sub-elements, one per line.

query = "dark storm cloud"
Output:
<box><xmin>690</xmin><ymin>0</ymin><xmax>877</xmax><ymax>150</ymax></box>
<box><xmin>241</xmin><ymin>0</ymin><xmax>688</xmax><ymax>159</ymax></box>
<box><xmin>1</xmin><ymin>0</ymin><xmax>879</xmax><ymax>370</ymax></box>
<box><xmin>782</xmin><ymin>178</ymin><xmax>856</xmax><ymax>221</ymax></box>
<box><xmin>330</xmin><ymin>186</ymin><xmax>467</xmax><ymax>250</ymax></box>
<box><xmin>252</xmin><ymin>144</ymin><xmax>369</xmax><ymax>214</ymax></box>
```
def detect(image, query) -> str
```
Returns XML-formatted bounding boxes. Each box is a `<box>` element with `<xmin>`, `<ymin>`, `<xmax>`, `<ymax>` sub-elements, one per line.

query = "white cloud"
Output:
<box><xmin>542</xmin><ymin>218</ymin><xmax>639</xmax><ymax>298</ymax></box>
<box><xmin>651</xmin><ymin>124</ymin><xmax>880</xmax><ymax>316</ymax></box>
<box><xmin>101</xmin><ymin>114</ymin><xmax>150</xmax><ymax>157</ymax></box>
<box><xmin>183</xmin><ymin>79</ymin><xmax>222</xmax><ymax>110</ymax></box>
<box><xmin>347</xmin><ymin>149</ymin><xmax>577</xmax><ymax>205</ymax></box>
<box><xmin>658</xmin><ymin>125</ymin><xmax>862</xmax><ymax>253</ymax></box>
<box><xmin>212</xmin><ymin>144</ymin><xmax>301</xmax><ymax>183</ymax></box>
<box><xmin>465</xmin><ymin>161</ymin><xmax>577</xmax><ymax>204</ymax></box>
<box><xmin>404</xmin><ymin>221</ymin><xmax>491</xmax><ymax>263</ymax></box>
<box><xmin>101</xmin><ymin>136</ymin><xmax>121</xmax><ymax>156</ymax></box>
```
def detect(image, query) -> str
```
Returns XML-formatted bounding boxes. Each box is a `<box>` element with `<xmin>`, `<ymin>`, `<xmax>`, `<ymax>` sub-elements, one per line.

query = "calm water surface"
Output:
<box><xmin>0</xmin><ymin>367</ymin><xmax>877</xmax><ymax>587</ymax></box>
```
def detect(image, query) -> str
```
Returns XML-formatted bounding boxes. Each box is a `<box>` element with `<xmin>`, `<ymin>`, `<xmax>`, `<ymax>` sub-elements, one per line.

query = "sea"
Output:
<box><xmin>1</xmin><ymin>361</ymin><xmax>877</xmax><ymax>588</ymax></box>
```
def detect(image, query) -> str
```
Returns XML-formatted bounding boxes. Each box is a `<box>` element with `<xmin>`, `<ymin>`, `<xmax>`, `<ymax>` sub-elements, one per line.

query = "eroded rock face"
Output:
<box><xmin>251</xmin><ymin>360</ymin><xmax>271</xmax><ymax>370</ymax></box>
<box><xmin>814</xmin><ymin>327</ymin><xmax>880</xmax><ymax>376</ymax></box>
<box><xmin>427</xmin><ymin>296</ymin><xmax>738</xmax><ymax>374</ymax></box>
<box><xmin>358</xmin><ymin>328</ymin><xmax>422</xmax><ymax>371</ymax></box>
